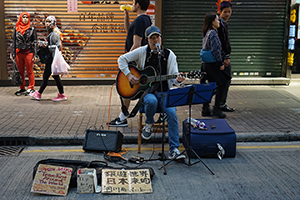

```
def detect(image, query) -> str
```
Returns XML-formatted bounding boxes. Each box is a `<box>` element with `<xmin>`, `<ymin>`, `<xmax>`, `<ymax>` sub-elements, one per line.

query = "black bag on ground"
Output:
<box><xmin>83</xmin><ymin>126</ymin><xmax>124</xmax><ymax>152</ymax></box>
<box><xmin>11</xmin><ymin>61</ymin><xmax>23</xmax><ymax>86</ymax></box>
<box><xmin>32</xmin><ymin>159</ymin><xmax>108</xmax><ymax>187</ymax></box>
<box><xmin>33</xmin><ymin>159</ymin><xmax>155</xmax><ymax>188</ymax></box>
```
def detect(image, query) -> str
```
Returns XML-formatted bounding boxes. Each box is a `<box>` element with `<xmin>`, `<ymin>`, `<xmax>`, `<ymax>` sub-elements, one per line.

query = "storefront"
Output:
<box><xmin>0</xmin><ymin>0</ymin><xmax>160</xmax><ymax>82</ymax></box>
<box><xmin>162</xmin><ymin>0</ymin><xmax>291</xmax><ymax>81</ymax></box>
<box><xmin>0</xmin><ymin>0</ymin><xmax>291</xmax><ymax>84</ymax></box>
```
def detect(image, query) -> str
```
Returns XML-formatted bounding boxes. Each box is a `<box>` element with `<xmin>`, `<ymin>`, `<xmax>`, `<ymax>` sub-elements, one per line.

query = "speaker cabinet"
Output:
<box><xmin>83</xmin><ymin>129</ymin><xmax>123</xmax><ymax>152</ymax></box>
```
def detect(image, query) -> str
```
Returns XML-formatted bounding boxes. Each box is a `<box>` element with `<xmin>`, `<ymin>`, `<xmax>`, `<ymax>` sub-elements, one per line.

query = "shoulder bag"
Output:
<box><xmin>200</xmin><ymin>30</ymin><xmax>217</xmax><ymax>63</ymax></box>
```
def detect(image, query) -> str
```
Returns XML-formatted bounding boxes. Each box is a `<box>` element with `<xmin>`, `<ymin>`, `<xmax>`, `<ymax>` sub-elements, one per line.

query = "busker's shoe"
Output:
<box><xmin>53</xmin><ymin>93</ymin><xmax>67</xmax><ymax>102</ymax></box>
<box><xmin>155</xmin><ymin>113</ymin><xmax>167</xmax><ymax>123</ymax></box>
<box><xmin>169</xmin><ymin>148</ymin><xmax>186</xmax><ymax>160</ymax></box>
<box><xmin>15</xmin><ymin>88</ymin><xmax>26</xmax><ymax>96</ymax></box>
<box><xmin>142</xmin><ymin>123</ymin><xmax>153</xmax><ymax>140</ymax></box>
<box><xmin>30</xmin><ymin>90</ymin><xmax>41</xmax><ymax>101</ymax></box>
<box><xmin>211</xmin><ymin>106</ymin><xmax>226</xmax><ymax>118</ymax></box>
<box><xmin>25</xmin><ymin>89</ymin><xmax>35</xmax><ymax>96</ymax></box>
<box><xmin>221</xmin><ymin>105</ymin><xmax>235</xmax><ymax>112</ymax></box>
<box><xmin>108</xmin><ymin>117</ymin><xmax>128</xmax><ymax>127</ymax></box>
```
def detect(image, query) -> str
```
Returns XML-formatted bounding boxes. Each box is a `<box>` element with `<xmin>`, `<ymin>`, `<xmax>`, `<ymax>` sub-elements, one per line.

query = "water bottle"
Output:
<box><xmin>187</xmin><ymin>118</ymin><xmax>207</xmax><ymax>130</ymax></box>
<box><xmin>120</xmin><ymin>5</ymin><xmax>132</xmax><ymax>11</ymax></box>
<box><xmin>187</xmin><ymin>118</ymin><xmax>198</xmax><ymax>128</ymax></box>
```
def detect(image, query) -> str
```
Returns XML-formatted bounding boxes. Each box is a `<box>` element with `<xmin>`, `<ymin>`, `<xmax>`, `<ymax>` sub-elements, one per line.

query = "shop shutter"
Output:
<box><xmin>4</xmin><ymin>0</ymin><xmax>133</xmax><ymax>79</ymax></box>
<box><xmin>162</xmin><ymin>0</ymin><xmax>289</xmax><ymax>77</ymax></box>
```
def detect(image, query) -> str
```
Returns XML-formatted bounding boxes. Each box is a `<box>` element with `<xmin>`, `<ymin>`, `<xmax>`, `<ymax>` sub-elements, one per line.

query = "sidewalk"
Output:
<box><xmin>0</xmin><ymin>81</ymin><xmax>300</xmax><ymax>146</ymax></box>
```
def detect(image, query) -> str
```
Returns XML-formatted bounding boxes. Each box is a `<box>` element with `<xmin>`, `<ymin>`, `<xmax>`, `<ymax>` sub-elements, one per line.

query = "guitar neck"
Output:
<box><xmin>147</xmin><ymin>74</ymin><xmax>177</xmax><ymax>83</ymax></box>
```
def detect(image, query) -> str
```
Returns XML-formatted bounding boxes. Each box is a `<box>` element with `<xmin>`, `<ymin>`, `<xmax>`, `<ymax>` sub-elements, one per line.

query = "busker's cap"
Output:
<box><xmin>145</xmin><ymin>26</ymin><xmax>161</xmax><ymax>38</ymax></box>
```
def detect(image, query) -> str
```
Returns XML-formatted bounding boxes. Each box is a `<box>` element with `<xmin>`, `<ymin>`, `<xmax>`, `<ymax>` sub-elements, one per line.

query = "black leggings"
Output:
<box><xmin>201</xmin><ymin>63</ymin><xmax>227</xmax><ymax>108</ymax></box>
<box><xmin>38</xmin><ymin>58</ymin><xmax>64</xmax><ymax>94</ymax></box>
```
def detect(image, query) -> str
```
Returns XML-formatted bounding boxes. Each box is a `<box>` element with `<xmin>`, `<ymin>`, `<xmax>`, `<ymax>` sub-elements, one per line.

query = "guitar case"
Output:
<box><xmin>182</xmin><ymin>119</ymin><xmax>236</xmax><ymax>158</ymax></box>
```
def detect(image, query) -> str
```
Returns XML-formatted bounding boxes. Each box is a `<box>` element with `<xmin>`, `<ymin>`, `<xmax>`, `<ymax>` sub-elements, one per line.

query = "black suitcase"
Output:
<box><xmin>183</xmin><ymin>119</ymin><xmax>236</xmax><ymax>158</ymax></box>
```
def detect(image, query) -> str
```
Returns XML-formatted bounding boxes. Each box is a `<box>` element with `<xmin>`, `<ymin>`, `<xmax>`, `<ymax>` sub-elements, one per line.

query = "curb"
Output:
<box><xmin>1</xmin><ymin>133</ymin><xmax>300</xmax><ymax>146</ymax></box>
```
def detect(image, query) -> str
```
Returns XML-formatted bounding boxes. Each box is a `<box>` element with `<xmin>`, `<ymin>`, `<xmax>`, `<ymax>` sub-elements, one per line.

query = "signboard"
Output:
<box><xmin>68</xmin><ymin>0</ymin><xmax>78</xmax><ymax>12</ymax></box>
<box><xmin>147</xmin><ymin>1</ymin><xmax>156</xmax><ymax>25</ymax></box>
<box><xmin>102</xmin><ymin>169</ymin><xmax>153</xmax><ymax>194</ymax></box>
<box><xmin>288</xmin><ymin>6</ymin><xmax>298</xmax><ymax>66</ymax></box>
<box><xmin>31</xmin><ymin>164</ymin><xmax>73</xmax><ymax>196</ymax></box>
<box><xmin>77</xmin><ymin>168</ymin><xmax>101</xmax><ymax>193</ymax></box>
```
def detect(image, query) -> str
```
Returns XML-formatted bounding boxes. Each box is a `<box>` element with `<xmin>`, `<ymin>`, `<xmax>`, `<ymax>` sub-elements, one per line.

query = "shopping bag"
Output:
<box><xmin>11</xmin><ymin>60</ymin><xmax>23</xmax><ymax>86</ymax></box>
<box><xmin>51</xmin><ymin>46</ymin><xmax>70</xmax><ymax>75</ymax></box>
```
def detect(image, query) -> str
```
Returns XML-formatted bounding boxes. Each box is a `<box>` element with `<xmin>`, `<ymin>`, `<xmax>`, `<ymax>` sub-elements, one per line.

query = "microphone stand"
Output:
<box><xmin>152</xmin><ymin>44</ymin><xmax>167</xmax><ymax>175</ymax></box>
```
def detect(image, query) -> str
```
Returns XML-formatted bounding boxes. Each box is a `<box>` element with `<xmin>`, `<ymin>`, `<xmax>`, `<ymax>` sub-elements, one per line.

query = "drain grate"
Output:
<box><xmin>0</xmin><ymin>146</ymin><xmax>26</xmax><ymax>156</ymax></box>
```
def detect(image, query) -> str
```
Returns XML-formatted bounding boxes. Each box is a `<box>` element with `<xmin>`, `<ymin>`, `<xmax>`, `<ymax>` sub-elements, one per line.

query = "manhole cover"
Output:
<box><xmin>0</xmin><ymin>146</ymin><xmax>26</xmax><ymax>156</ymax></box>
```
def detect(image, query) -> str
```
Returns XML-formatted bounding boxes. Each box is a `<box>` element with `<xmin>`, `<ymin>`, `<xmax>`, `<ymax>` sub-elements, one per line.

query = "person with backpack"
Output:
<box><xmin>118</xmin><ymin>26</ymin><xmax>186</xmax><ymax>160</ymax></box>
<box><xmin>30</xmin><ymin>15</ymin><xmax>67</xmax><ymax>102</ymax></box>
<box><xmin>11</xmin><ymin>12</ymin><xmax>38</xmax><ymax>96</ymax></box>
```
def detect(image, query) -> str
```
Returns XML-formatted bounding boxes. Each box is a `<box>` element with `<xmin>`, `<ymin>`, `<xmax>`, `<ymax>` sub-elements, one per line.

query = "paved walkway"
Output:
<box><xmin>0</xmin><ymin>81</ymin><xmax>300</xmax><ymax>145</ymax></box>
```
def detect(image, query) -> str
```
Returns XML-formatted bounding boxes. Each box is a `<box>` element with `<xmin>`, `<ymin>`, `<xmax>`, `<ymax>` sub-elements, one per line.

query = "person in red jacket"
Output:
<box><xmin>11</xmin><ymin>12</ymin><xmax>38</xmax><ymax>96</ymax></box>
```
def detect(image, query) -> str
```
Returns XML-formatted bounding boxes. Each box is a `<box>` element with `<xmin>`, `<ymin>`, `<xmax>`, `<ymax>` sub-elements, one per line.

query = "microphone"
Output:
<box><xmin>155</xmin><ymin>43</ymin><xmax>160</xmax><ymax>51</ymax></box>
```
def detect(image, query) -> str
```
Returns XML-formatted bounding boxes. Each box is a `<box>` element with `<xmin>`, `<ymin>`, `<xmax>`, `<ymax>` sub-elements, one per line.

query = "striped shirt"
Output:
<box><xmin>203</xmin><ymin>29</ymin><xmax>223</xmax><ymax>66</ymax></box>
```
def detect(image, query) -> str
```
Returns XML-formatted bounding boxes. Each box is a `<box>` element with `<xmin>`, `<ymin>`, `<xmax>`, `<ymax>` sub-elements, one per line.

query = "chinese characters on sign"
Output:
<box><xmin>288</xmin><ymin>7</ymin><xmax>298</xmax><ymax>66</ymax></box>
<box><xmin>31</xmin><ymin>164</ymin><xmax>73</xmax><ymax>196</ymax></box>
<box><xmin>102</xmin><ymin>169</ymin><xmax>153</xmax><ymax>194</ymax></box>
<box><xmin>68</xmin><ymin>0</ymin><xmax>78</xmax><ymax>12</ymax></box>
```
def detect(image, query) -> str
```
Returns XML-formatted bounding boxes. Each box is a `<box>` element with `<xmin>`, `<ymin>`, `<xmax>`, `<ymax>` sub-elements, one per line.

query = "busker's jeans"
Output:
<box><xmin>143</xmin><ymin>92</ymin><xmax>179</xmax><ymax>151</ymax></box>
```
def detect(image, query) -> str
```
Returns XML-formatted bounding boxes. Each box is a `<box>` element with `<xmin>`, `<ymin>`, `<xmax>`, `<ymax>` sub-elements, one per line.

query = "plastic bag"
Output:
<box><xmin>51</xmin><ymin>46</ymin><xmax>70</xmax><ymax>75</ymax></box>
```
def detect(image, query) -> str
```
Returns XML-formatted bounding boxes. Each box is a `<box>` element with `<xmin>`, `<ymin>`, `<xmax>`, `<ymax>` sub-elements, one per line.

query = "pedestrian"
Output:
<box><xmin>30</xmin><ymin>15</ymin><xmax>67</xmax><ymax>102</ymax></box>
<box><xmin>117</xmin><ymin>26</ymin><xmax>186</xmax><ymax>160</ymax></box>
<box><xmin>11</xmin><ymin>12</ymin><xmax>38</xmax><ymax>96</ymax></box>
<box><xmin>218</xmin><ymin>1</ymin><xmax>235</xmax><ymax>112</ymax></box>
<box><xmin>109</xmin><ymin>0</ymin><xmax>152</xmax><ymax>127</ymax></box>
<box><xmin>201</xmin><ymin>13</ymin><xmax>230</xmax><ymax>118</ymax></box>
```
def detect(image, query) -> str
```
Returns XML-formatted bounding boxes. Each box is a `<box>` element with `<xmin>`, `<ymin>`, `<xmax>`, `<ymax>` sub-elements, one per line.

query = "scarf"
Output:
<box><xmin>16</xmin><ymin>12</ymin><xmax>30</xmax><ymax>35</ymax></box>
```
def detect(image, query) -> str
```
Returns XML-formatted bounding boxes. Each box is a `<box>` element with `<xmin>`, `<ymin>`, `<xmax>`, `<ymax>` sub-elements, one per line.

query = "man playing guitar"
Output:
<box><xmin>117</xmin><ymin>26</ymin><xmax>186</xmax><ymax>160</ymax></box>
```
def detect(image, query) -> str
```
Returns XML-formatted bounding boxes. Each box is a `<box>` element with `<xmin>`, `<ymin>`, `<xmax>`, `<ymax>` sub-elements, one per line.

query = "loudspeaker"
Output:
<box><xmin>83</xmin><ymin>129</ymin><xmax>123</xmax><ymax>152</ymax></box>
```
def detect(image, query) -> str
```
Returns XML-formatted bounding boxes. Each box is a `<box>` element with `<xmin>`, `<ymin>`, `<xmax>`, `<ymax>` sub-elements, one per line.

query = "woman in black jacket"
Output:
<box><xmin>11</xmin><ymin>12</ymin><xmax>38</xmax><ymax>96</ymax></box>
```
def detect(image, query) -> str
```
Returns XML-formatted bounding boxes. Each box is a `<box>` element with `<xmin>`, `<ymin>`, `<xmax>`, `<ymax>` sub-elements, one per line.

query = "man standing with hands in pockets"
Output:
<box><xmin>217</xmin><ymin>1</ymin><xmax>235</xmax><ymax>112</ymax></box>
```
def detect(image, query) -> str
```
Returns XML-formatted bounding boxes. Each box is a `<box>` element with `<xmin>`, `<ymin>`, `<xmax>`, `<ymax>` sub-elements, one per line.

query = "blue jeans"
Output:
<box><xmin>143</xmin><ymin>92</ymin><xmax>179</xmax><ymax>151</ymax></box>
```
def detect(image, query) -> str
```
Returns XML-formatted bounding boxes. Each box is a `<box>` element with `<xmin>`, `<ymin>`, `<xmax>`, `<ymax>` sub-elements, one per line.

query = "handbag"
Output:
<box><xmin>200</xmin><ymin>30</ymin><xmax>216</xmax><ymax>63</ymax></box>
<box><xmin>11</xmin><ymin>60</ymin><xmax>23</xmax><ymax>86</ymax></box>
<box><xmin>83</xmin><ymin>126</ymin><xmax>124</xmax><ymax>152</ymax></box>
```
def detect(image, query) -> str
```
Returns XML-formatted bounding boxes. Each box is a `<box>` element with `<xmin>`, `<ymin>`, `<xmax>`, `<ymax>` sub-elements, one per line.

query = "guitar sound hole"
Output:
<box><xmin>139</xmin><ymin>75</ymin><xmax>148</xmax><ymax>86</ymax></box>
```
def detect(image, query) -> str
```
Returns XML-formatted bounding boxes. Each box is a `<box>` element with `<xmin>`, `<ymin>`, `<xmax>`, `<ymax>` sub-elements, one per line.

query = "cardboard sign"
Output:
<box><xmin>31</xmin><ymin>164</ymin><xmax>72</xmax><ymax>196</ymax></box>
<box><xmin>102</xmin><ymin>169</ymin><xmax>152</xmax><ymax>194</ymax></box>
<box><xmin>77</xmin><ymin>168</ymin><xmax>101</xmax><ymax>193</ymax></box>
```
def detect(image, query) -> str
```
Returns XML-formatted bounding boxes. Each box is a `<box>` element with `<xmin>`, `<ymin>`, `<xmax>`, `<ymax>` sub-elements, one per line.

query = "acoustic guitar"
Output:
<box><xmin>116</xmin><ymin>66</ymin><xmax>178</xmax><ymax>100</ymax></box>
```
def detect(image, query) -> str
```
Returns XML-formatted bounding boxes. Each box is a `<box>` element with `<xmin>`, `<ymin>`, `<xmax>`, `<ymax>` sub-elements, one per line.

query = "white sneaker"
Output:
<box><xmin>169</xmin><ymin>148</ymin><xmax>186</xmax><ymax>160</ymax></box>
<box><xmin>142</xmin><ymin>123</ymin><xmax>153</xmax><ymax>140</ymax></box>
